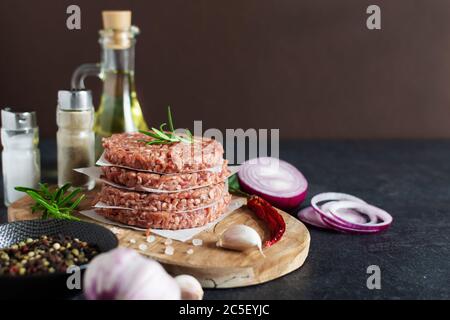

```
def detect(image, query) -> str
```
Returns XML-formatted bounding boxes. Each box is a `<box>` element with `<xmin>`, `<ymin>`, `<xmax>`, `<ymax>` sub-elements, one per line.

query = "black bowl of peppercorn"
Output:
<box><xmin>0</xmin><ymin>219</ymin><xmax>118</xmax><ymax>299</ymax></box>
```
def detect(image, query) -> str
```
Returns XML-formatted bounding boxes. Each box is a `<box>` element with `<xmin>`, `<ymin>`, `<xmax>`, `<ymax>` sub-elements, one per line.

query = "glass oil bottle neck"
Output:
<box><xmin>99</xmin><ymin>26</ymin><xmax>139</xmax><ymax>74</ymax></box>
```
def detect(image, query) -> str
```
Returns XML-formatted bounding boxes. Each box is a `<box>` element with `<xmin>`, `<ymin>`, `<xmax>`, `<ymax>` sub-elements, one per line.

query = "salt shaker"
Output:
<box><xmin>57</xmin><ymin>90</ymin><xmax>95</xmax><ymax>190</ymax></box>
<box><xmin>1</xmin><ymin>108</ymin><xmax>41</xmax><ymax>206</ymax></box>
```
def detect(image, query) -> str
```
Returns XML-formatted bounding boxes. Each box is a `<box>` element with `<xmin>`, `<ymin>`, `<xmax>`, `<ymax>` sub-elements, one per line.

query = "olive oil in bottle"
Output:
<box><xmin>71</xmin><ymin>11</ymin><xmax>148</xmax><ymax>158</ymax></box>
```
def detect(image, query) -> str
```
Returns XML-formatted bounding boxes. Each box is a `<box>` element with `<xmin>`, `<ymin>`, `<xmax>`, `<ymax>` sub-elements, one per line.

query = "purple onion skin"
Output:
<box><xmin>238</xmin><ymin>176</ymin><xmax>308</xmax><ymax>211</ymax></box>
<box><xmin>320</xmin><ymin>214</ymin><xmax>391</xmax><ymax>234</ymax></box>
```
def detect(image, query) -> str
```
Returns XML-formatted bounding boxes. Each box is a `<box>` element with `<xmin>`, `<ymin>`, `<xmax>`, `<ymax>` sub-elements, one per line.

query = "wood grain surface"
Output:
<box><xmin>7</xmin><ymin>186</ymin><xmax>310</xmax><ymax>288</ymax></box>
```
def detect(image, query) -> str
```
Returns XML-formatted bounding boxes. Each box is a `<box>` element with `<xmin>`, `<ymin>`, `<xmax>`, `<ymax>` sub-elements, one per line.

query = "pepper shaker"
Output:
<box><xmin>57</xmin><ymin>90</ymin><xmax>95</xmax><ymax>190</ymax></box>
<box><xmin>1</xmin><ymin>108</ymin><xmax>41</xmax><ymax>206</ymax></box>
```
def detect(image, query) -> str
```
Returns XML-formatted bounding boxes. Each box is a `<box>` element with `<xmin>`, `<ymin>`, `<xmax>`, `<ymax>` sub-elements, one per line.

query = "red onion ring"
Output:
<box><xmin>297</xmin><ymin>206</ymin><xmax>329</xmax><ymax>229</ymax></box>
<box><xmin>321</xmin><ymin>201</ymin><xmax>377</xmax><ymax>225</ymax></box>
<box><xmin>326</xmin><ymin>200</ymin><xmax>392</xmax><ymax>231</ymax></box>
<box><xmin>298</xmin><ymin>206</ymin><xmax>383</xmax><ymax>234</ymax></box>
<box><xmin>311</xmin><ymin>192</ymin><xmax>366</xmax><ymax>228</ymax></box>
<box><xmin>317</xmin><ymin>212</ymin><xmax>382</xmax><ymax>233</ymax></box>
<box><xmin>307</xmin><ymin>192</ymin><xmax>392</xmax><ymax>233</ymax></box>
<box><xmin>298</xmin><ymin>206</ymin><xmax>372</xmax><ymax>233</ymax></box>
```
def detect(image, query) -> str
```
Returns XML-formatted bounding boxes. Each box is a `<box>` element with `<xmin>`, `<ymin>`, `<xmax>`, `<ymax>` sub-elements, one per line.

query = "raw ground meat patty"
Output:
<box><xmin>95</xmin><ymin>183</ymin><xmax>227</xmax><ymax>212</ymax></box>
<box><xmin>95</xmin><ymin>194</ymin><xmax>232</xmax><ymax>229</ymax></box>
<box><xmin>100</xmin><ymin>161</ymin><xmax>230</xmax><ymax>191</ymax></box>
<box><xmin>102</xmin><ymin>132</ymin><xmax>224</xmax><ymax>173</ymax></box>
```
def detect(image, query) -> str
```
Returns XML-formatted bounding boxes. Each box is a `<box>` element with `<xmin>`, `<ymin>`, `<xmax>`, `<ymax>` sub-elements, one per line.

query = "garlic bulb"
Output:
<box><xmin>84</xmin><ymin>248</ymin><xmax>181</xmax><ymax>300</ymax></box>
<box><xmin>216</xmin><ymin>224</ymin><xmax>265</xmax><ymax>256</ymax></box>
<box><xmin>175</xmin><ymin>274</ymin><xmax>204</xmax><ymax>300</ymax></box>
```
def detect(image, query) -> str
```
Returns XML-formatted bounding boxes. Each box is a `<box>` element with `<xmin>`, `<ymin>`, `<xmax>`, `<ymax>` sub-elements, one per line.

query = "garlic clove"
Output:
<box><xmin>84</xmin><ymin>248</ymin><xmax>181</xmax><ymax>300</ymax></box>
<box><xmin>216</xmin><ymin>224</ymin><xmax>265</xmax><ymax>257</ymax></box>
<box><xmin>175</xmin><ymin>274</ymin><xmax>204</xmax><ymax>300</ymax></box>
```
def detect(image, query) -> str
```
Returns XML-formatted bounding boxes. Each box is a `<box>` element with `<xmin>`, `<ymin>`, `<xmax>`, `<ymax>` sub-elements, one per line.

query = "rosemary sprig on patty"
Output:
<box><xmin>139</xmin><ymin>106</ymin><xmax>194</xmax><ymax>145</ymax></box>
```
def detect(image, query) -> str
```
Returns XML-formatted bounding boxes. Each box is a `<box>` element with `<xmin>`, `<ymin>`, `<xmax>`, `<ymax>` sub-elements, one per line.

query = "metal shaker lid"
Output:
<box><xmin>58</xmin><ymin>90</ymin><xmax>93</xmax><ymax>111</ymax></box>
<box><xmin>1</xmin><ymin>108</ymin><xmax>37</xmax><ymax>130</ymax></box>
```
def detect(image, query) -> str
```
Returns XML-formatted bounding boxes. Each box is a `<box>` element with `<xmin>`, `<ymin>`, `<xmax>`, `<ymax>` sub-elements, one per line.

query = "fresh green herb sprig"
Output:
<box><xmin>139</xmin><ymin>106</ymin><xmax>194</xmax><ymax>145</ymax></box>
<box><xmin>14</xmin><ymin>183</ymin><xmax>84</xmax><ymax>221</ymax></box>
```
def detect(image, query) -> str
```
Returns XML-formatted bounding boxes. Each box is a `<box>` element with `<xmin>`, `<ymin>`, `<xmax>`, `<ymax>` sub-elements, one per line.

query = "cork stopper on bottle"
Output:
<box><xmin>102</xmin><ymin>11</ymin><xmax>131</xmax><ymax>30</ymax></box>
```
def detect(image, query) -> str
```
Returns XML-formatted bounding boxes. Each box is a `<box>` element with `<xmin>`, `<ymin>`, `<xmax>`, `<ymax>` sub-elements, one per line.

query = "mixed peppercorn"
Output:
<box><xmin>0</xmin><ymin>235</ymin><xmax>99</xmax><ymax>276</ymax></box>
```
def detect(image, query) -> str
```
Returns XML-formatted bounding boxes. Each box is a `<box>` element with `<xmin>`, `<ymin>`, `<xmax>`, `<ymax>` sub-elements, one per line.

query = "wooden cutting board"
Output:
<box><xmin>7</xmin><ymin>186</ymin><xmax>310</xmax><ymax>288</ymax></box>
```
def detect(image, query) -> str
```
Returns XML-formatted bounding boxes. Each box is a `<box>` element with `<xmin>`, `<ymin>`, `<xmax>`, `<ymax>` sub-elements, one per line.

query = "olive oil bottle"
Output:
<box><xmin>71</xmin><ymin>11</ymin><xmax>148</xmax><ymax>158</ymax></box>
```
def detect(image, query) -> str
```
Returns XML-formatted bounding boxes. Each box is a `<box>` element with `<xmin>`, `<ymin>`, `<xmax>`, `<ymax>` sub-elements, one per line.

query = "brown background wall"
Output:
<box><xmin>1</xmin><ymin>0</ymin><xmax>450</xmax><ymax>139</ymax></box>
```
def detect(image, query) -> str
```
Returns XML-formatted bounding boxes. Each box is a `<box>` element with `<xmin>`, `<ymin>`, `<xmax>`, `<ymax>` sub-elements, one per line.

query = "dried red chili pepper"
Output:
<box><xmin>229</xmin><ymin>174</ymin><xmax>286</xmax><ymax>247</ymax></box>
<box><xmin>247</xmin><ymin>195</ymin><xmax>286</xmax><ymax>247</ymax></box>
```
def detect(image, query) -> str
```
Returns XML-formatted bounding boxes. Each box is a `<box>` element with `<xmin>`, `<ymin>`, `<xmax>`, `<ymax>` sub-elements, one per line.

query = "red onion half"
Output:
<box><xmin>238</xmin><ymin>157</ymin><xmax>308</xmax><ymax>210</ymax></box>
<box><xmin>298</xmin><ymin>192</ymin><xmax>393</xmax><ymax>234</ymax></box>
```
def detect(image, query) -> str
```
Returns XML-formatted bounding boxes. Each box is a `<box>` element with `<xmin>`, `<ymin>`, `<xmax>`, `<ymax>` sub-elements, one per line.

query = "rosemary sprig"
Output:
<box><xmin>139</xmin><ymin>106</ymin><xmax>194</xmax><ymax>145</ymax></box>
<box><xmin>15</xmin><ymin>183</ymin><xmax>84</xmax><ymax>221</ymax></box>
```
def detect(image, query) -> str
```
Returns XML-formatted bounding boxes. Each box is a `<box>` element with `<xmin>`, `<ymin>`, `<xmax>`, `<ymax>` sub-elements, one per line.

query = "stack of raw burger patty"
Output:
<box><xmin>95</xmin><ymin>132</ymin><xmax>231</xmax><ymax>230</ymax></box>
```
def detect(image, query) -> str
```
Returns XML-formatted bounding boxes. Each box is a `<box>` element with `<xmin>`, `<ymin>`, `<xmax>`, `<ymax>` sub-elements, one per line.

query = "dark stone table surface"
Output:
<box><xmin>1</xmin><ymin>139</ymin><xmax>449</xmax><ymax>299</ymax></box>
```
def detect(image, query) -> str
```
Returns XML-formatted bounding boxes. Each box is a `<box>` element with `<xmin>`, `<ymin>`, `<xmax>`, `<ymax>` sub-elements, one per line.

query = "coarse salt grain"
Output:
<box><xmin>192</xmin><ymin>239</ymin><xmax>203</xmax><ymax>246</ymax></box>
<box><xmin>164</xmin><ymin>238</ymin><xmax>173</xmax><ymax>245</ymax></box>
<box><xmin>110</xmin><ymin>227</ymin><xmax>122</xmax><ymax>235</ymax></box>
<box><xmin>186</xmin><ymin>248</ymin><xmax>194</xmax><ymax>255</ymax></box>
<box><xmin>165</xmin><ymin>246</ymin><xmax>174</xmax><ymax>256</ymax></box>
<box><xmin>138</xmin><ymin>244</ymin><xmax>148</xmax><ymax>251</ymax></box>
<box><xmin>129</xmin><ymin>239</ymin><xmax>136</xmax><ymax>244</ymax></box>
<box><xmin>146</xmin><ymin>235</ymin><xmax>156</xmax><ymax>243</ymax></box>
